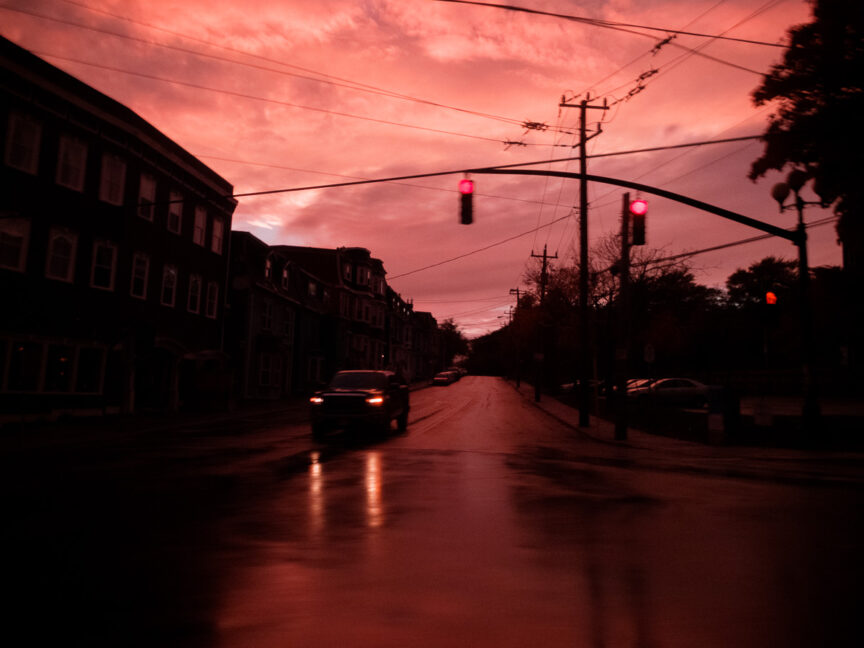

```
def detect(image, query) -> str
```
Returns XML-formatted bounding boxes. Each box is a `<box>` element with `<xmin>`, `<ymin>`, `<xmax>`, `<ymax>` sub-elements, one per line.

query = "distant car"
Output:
<box><xmin>431</xmin><ymin>371</ymin><xmax>457</xmax><ymax>386</ymax></box>
<box><xmin>632</xmin><ymin>377</ymin><xmax>711</xmax><ymax>408</ymax></box>
<box><xmin>310</xmin><ymin>370</ymin><xmax>409</xmax><ymax>439</ymax></box>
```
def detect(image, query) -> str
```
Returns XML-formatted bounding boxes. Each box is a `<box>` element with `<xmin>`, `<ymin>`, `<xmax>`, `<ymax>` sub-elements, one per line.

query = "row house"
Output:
<box><xmin>410</xmin><ymin>311</ymin><xmax>443</xmax><ymax>382</ymax></box>
<box><xmin>228</xmin><ymin>234</ymin><xmax>444</xmax><ymax>398</ymax></box>
<box><xmin>386</xmin><ymin>287</ymin><xmax>414</xmax><ymax>380</ymax></box>
<box><xmin>0</xmin><ymin>37</ymin><xmax>236</xmax><ymax>421</ymax></box>
<box><xmin>227</xmin><ymin>231</ymin><xmax>330</xmax><ymax>400</ymax></box>
<box><xmin>275</xmin><ymin>245</ymin><xmax>390</xmax><ymax>381</ymax></box>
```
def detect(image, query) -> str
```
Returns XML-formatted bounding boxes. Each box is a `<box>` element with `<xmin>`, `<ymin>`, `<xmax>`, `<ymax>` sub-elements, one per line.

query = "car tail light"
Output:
<box><xmin>366</xmin><ymin>396</ymin><xmax>384</xmax><ymax>406</ymax></box>
<box><xmin>310</xmin><ymin>396</ymin><xmax>324</xmax><ymax>404</ymax></box>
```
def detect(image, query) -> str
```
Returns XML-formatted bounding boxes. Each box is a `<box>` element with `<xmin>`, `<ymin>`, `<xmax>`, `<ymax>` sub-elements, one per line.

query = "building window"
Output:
<box><xmin>357</xmin><ymin>267</ymin><xmax>370</xmax><ymax>286</ymax></box>
<box><xmin>168</xmin><ymin>191</ymin><xmax>183</xmax><ymax>233</ymax></box>
<box><xmin>259</xmin><ymin>353</ymin><xmax>281</xmax><ymax>387</ymax></box>
<box><xmin>193</xmin><ymin>206</ymin><xmax>207</xmax><ymax>246</ymax></box>
<box><xmin>281</xmin><ymin>266</ymin><xmax>290</xmax><ymax>289</ymax></box>
<box><xmin>5</xmin><ymin>113</ymin><xmax>41</xmax><ymax>174</ymax></box>
<box><xmin>45</xmin><ymin>228</ymin><xmax>77</xmax><ymax>283</ymax></box>
<box><xmin>283</xmin><ymin>308</ymin><xmax>295</xmax><ymax>338</ymax></box>
<box><xmin>211</xmin><ymin>217</ymin><xmax>224</xmax><ymax>254</ymax></box>
<box><xmin>343</xmin><ymin>262</ymin><xmax>352</xmax><ymax>281</ymax></box>
<box><xmin>75</xmin><ymin>347</ymin><xmax>104</xmax><ymax>393</ymax></box>
<box><xmin>99</xmin><ymin>153</ymin><xmax>126</xmax><ymax>205</ymax></box>
<box><xmin>56</xmin><ymin>135</ymin><xmax>87</xmax><ymax>191</ymax></box>
<box><xmin>308</xmin><ymin>281</ymin><xmax>317</xmax><ymax>297</ymax></box>
<box><xmin>264</xmin><ymin>258</ymin><xmax>273</xmax><ymax>280</ymax></box>
<box><xmin>161</xmin><ymin>264</ymin><xmax>177</xmax><ymax>307</ymax></box>
<box><xmin>261</xmin><ymin>301</ymin><xmax>272</xmax><ymax>331</ymax></box>
<box><xmin>0</xmin><ymin>218</ymin><xmax>30</xmax><ymax>272</ymax></box>
<box><xmin>130</xmin><ymin>252</ymin><xmax>149</xmax><ymax>299</ymax></box>
<box><xmin>138</xmin><ymin>174</ymin><xmax>156</xmax><ymax>221</ymax></box>
<box><xmin>44</xmin><ymin>344</ymin><xmax>74</xmax><ymax>393</ymax></box>
<box><xmin>8</xmin><ymin>341</ymin><xmax>43</xmax><ymax>391</ymax></box>
<box><xmin>90</xmin><ymin>241</ymin><xmax>117</xmax><ymax>291</ymax></box>
<box><xmin>205</xmin><ymin>281</ymin><xmax>219</xmax><ymax>318</ymax></box>
<box><xmin>187</xmin><ymin>274</ymin><xmax>202</xmax><ymax>313</ymax></box>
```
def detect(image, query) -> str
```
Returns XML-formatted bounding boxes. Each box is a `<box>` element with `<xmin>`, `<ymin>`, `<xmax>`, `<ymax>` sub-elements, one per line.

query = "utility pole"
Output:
<box><xmin>530</xmin><ymin>245</ymin><xmax>558</xmax><ymax>306</ymax></box>
<box><xmin>529</xmin><ymin>246</ymin><xmax>558</xmax><ymax>402</ymax></box>
<box><xmin>509</xmin><ymin>288</ymin><xmax>522</xmax><ymax>387</ymax></box>
<box><xmin>559</xmin><ymin>94</ymin><xmax>609</xmax><ymax>427</ymax></box>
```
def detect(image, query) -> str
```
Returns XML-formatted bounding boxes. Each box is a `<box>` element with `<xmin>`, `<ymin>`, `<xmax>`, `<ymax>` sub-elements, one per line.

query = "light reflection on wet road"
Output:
<box><xmin>212</xmin><ymin>377</ymin><xmax>862</xmax><ymax>647</ymax></box>
<box><xmin>3</xmin><ymin>376</ymin><xmax>861</xmax><ymax>647</ymax></box>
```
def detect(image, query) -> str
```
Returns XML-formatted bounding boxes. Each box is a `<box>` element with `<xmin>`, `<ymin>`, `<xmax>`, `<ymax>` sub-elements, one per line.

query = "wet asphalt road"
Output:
<box><xmin>3</xmin><ymin>376</ymin><xmax>862</xmax><ymax>647</ymax></box>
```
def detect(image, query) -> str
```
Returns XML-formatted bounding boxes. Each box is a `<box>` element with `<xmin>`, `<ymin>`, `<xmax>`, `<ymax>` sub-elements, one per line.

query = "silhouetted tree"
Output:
<box><xmin>438</xmin><ymin>318</ymin><xmax>468</xmax><ymax>366</ymax></box>
<box><xmin>749</xmin><ymin>0</ymin><xmax>864</xmax><ymax>274</ymax></box>
<box><xmin>725</xmin><ymin>256</ymin><xmax>798</xmax><ymax>308</ymax></box>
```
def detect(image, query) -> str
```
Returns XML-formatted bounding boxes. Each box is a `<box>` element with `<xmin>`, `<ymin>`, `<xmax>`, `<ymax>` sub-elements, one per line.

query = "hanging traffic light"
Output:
<box><xmin>765</xmin><ymin>291</ymin><xmax>778</xmax><ymax>305</ymax></box>
<box><xmin>459</xmin><ymin>178</ymin><xmax>474</xmax><ymax>225</ymax></box>
<box><xmin>629</xmin><ymin>198</ymin><xmax>647</xmax><ymax>245</ymax></box>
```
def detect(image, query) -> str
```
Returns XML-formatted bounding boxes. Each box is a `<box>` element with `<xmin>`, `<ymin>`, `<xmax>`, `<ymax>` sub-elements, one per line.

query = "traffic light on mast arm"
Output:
<box><xmin>459</xmin><ymin>178</ymin><xmax>474</xmax><ymax>225</ymax></box>
<box><xmin>629</xmin><ymin>198</ymin><xmax>647</xmax><ymax>245</ymax></box>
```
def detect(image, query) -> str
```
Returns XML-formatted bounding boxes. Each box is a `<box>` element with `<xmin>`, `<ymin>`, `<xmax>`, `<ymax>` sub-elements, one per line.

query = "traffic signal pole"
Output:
<box><xmin>615</xmin><ymin>193</ymin><xmax>632</xmax><ymax>441</ymax></box>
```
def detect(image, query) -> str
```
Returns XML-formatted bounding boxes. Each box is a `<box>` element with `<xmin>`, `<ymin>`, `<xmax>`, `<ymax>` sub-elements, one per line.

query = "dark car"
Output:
<box><xmin>631</xmin><ymin>377</ymin><xmax>711</xmax><ymax>408</ymax></box>
<box><xmin>310</xmin><ymin>370</ymin><xmax>410</xmax><ymax>439</ymax></box>
<box><xmin>431</xmin><ymin>371</ymin><xmax>457</xmax><ymax>385</ymax></box>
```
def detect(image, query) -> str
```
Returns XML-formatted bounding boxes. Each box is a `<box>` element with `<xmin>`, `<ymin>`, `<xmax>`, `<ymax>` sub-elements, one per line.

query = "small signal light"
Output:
<box><xmin>629</xmin><ymin>199</ymin><xmax>647</xmax><ymax>245</ymax></box>
<box><xmin>766</xmin><ymin>291</ymin><xmax>778</xmax><ymax>305</ymax></box>
<box><xmin>629</xmin><ymin>199</ymin><xmax>648</xmax><ymax>216</ymax></box>
<box><xmin>459</xmin><ymin>178</ymin><xmax>474</xmax><ymax>225</ymax></box>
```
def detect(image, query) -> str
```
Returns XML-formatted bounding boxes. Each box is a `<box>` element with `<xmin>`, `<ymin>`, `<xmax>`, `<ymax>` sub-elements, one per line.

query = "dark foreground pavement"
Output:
<box><xmin>2</xmin><ymin>376</ymin><xmax>862</xmax><ymax>647</ymax></box>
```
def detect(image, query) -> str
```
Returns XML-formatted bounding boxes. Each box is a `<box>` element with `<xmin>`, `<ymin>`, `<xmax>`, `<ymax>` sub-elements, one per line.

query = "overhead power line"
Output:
<box><xmin>437</xmin><ymin>0</ymin><xmax>769</xmax><ymax>75</ymax></box>
<box><xmin>6</xmin><ymin>2</ymin><xmax>547</xmax><ymax>130</ymax></box>
<box><xmin>388</xmin><ymin>214</ymin><xmax>572</xmax><ymax>280</ymax></box>
<box><xmin>436</xmin><ymin>0</ymin><xmax>784</xmax><ymax>46</ymax></box>
<box><xmin>652</xmin><ymin>216</ymin><xmax>838</xmax><ymax>265</ymax></box>
<box><xmin>30</xmin><ymin>50</ymin><xmax>505</xmax><ymax>144</ymax></box>
<box><xmin>196</xmin><ymin>154</ymin><xmax>564</xmax><ymax>206</ymax></box>
<box><xmin>221</xmin><ymin>135</ymin><xmax>761</xmax><ymax>201</ymax></box>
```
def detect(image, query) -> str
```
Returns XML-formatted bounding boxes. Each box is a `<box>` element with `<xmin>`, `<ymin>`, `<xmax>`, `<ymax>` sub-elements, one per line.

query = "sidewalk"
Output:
<box><xmin>508</xmin><ymin>379</ymin><xmax>864</xmax><ymax>488</ymax></box>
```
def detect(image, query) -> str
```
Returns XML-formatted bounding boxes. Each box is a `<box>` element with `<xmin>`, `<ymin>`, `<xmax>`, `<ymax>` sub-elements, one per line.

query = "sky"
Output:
<box><xmin>1</xmin><ymin>0</ymin><xmax>842</xmax><ymax>337</ymax></box>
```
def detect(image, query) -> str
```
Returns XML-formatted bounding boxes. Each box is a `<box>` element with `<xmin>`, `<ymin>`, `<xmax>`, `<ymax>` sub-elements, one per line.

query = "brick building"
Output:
<box><xmin>0</xmin><ymin>37</ymin><xmax>236</xmax><ymax>421</ymax></box>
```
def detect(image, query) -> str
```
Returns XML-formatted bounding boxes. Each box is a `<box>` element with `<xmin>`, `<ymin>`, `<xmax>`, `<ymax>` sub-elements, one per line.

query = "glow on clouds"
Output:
<box><xmin>0</xmin><ymin>0</ymin><xmax>837</xmax><ymax>336</ymax></box>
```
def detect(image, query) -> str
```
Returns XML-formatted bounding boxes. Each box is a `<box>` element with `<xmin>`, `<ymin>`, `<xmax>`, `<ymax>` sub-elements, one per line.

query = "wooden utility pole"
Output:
<box><xmin>559</xmin><ymin>95</ymin><xmax>609</xmax><ymax>426</ymax></box>
<box><xmin>530</xmin><ymin>244</ymin><xmax>558</xmax><ymax>306</ymax></box>
<box><xmin>529</xmin><ymin>246</ymin><xmax>558</xmax><ymax>402</ymax></box>
<box><xmin>509</xmin><ymin>288</ymin><xmax>522</xmax><ymax>387</ymax></box>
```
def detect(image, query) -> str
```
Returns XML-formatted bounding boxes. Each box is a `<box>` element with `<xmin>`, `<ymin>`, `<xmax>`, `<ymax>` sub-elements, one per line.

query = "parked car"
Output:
<box><xmin>631</xmin><ymin>377</ymin><xmax>711</xmax><ymax>408</ymax></box>
<box><xmin>431</xmin><ymin>371</ymin><xmax>457</xmax><ymax>386</ymax></box>
<box><xmin>626</xmin><ymin>378</ymin><xmax>656</xmax><ymax>397</ymax></box>
<box><xmin>310</xmin><ymin>370</ymin><xmax>409</xmax><ymax>439</ymax></box>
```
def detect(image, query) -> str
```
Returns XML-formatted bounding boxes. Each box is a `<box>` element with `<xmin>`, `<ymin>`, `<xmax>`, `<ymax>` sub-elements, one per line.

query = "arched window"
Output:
<box><xmin>45</xmin><ymin>228</ymin><xmax>77</xmax><ymax>282</ymax></box>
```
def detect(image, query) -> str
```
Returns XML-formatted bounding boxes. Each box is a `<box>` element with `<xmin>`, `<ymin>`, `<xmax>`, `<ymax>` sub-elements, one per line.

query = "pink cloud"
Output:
<box><xmin>0</xmin><ymin>0</ymin><xmax>838</xmax><ymax>337</ymax></box>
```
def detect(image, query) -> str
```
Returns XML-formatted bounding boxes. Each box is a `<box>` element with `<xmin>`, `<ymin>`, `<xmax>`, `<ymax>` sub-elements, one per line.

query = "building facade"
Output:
<box><xmin>227</xmin><ymin>234</ymin><xmax>444</xmax><ymax>398</ymax></box>
<box><xmin>0</xmin><ymin>37</ymin><xmax>236</xmax><ymax>421</ymax></box>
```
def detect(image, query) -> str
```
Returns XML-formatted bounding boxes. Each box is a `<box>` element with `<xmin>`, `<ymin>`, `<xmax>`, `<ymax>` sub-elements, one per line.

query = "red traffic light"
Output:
<box><xmin>459</xmin><ymin>178</ymin><xmax>474</xmax><ymax>225</ymax></box>
<box><xmin>765</xmin><ymin>291</ymin><xmax>778</xmax><ymax>305</ymax></box>
<box><xmin>629</xmin><ymin>198</ymin><xmax>648</xmax><ymax>216</ymax></box>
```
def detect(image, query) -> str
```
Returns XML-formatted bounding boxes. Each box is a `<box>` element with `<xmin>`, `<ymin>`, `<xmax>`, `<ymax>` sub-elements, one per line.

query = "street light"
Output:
<box><xmin>770</xmin><ymin>168</ymin><xmax>821</xmax><ymax>436</ymax></box>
